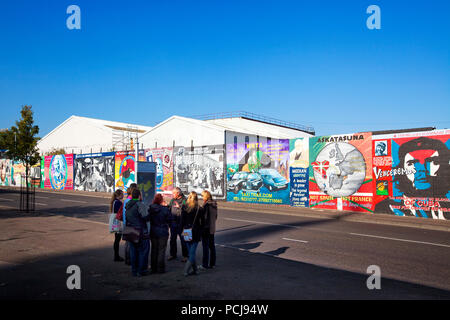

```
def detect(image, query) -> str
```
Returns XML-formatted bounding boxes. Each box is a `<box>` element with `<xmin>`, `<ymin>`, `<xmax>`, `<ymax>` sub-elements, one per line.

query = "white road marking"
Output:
<box><xmin>0</xmin><ymin>198</ymin><xmax>14</xmax><ymax>202</ymax></box>
<box><xmin>61</xmin><ymin>199</ymin><xmax>87</xmax><ymax>204</ymax></box>
<box><xmin>282</xmin><ymin>238</ymin><xmax>308</xmax><ymax>243</ymax></box>
<box><xmin>34</xmin><ymin>196</ymin><xmax>48</xmax><ymax>199</ymax></box>
<box><xmin>94</xmin><ymin>211</ymin><xmax>106</xmax><ymax>214</ymax></box>
<box><xmin>37</xmin><ymin>190</ymin><xmax>109</xmax><ymax>199</ymax></box>
<box><xmin>350</xmin><ymin>233</ymin><xmax>450</xmax><ymax>248</ymax></box>
<box><xmin>0</xmin><ymin>204</ymin><xmax>15</xmax><ymax>209</ymax></box>
<box><xmin>35</xmin><ymin>202</ymin><xmax>48</xmax><ymax>206</ymax></box>
<box><xmin>224</xmin><ymin>217</ymin><xmax>300</xmax><ymax>229</ymax></box>
<box><xmin>63</xmin><ymin>216</ymin><xmax>108</xmax><ymax>226</ymax></box>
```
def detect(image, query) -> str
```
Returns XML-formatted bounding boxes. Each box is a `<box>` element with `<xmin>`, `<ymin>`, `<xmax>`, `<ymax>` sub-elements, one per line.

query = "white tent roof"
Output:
<box><xmin>139</xmin><ymin>115</ymin><xmax>312</xmax><ymax>142</ymax></box>
<box><xmin>38</xmin><ymin>115</ymin><xmax>152</xmax><ymax>154</ymax></box>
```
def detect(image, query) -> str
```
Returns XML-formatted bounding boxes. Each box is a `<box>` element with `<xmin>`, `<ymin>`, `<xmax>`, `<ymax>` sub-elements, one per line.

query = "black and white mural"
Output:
<box><xmin>74</xmin><ymin>152</ymin><xmax>115</xmax><ymax>192</ymax></box>
<box><xmin>173</xmin><ymin>145</ymin><xmax>225</xmax><ymax>198</ymax></box>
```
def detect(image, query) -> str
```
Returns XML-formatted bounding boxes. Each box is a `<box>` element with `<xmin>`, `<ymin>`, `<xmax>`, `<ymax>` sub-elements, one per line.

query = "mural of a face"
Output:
<box><xmin>404</xmin><ymin>149</ymin><xmax>439</xmax><ymax>191</ymax></box>
<box><xmin>375</xmin><ymin>142</ymin><xmax>387</xmax><ymax>156</ymax></box>
<box><xmin>395</xmin><ymin>137</ymin><xmax>450</xmax><ymax>198</ymax></box>
<box><xmin>0</xmin><ymin>161</ymin><xmax>7</xmax><ymax>182</ymax></box>
<box><xmin>50</xmin><ymin>155</ymin><xmax>67</xmax><ymax>189</ymax></box>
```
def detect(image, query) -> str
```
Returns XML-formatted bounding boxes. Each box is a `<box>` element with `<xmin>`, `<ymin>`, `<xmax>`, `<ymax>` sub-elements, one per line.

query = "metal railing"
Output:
<box><xmin>193</xmin><ymin>111</ymin><xmax>315</xmax><ymax>134</ymax></box>
<box><xmin>19</xmin><ymin>175</ymin><xmax>35</xmax><ymax>213</ymax></box>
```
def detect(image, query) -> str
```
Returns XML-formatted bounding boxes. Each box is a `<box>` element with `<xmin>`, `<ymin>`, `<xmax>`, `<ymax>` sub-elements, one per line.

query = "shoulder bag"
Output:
<box><xmin>122</xmin><ymin>225</ymin><xmax>141</xmax><ymax>243</ymax></box>
<box><xmin>182</xmin><ymin>207</ymin><xmax>199</xmax><ymax>242</ymax></box>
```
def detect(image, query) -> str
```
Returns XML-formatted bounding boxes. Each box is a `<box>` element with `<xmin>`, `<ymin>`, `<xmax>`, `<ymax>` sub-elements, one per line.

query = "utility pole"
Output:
<box><xmin>135</xmin><ymin>135</ymin><xmax>139</xmax><ymax>184</ymax></box>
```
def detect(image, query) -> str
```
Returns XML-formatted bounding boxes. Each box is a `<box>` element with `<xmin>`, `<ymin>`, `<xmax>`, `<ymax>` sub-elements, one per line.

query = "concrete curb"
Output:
<box><xmin>1</xmin><ymin>186</ymin><xmax>449</xmax><ymax>232</ymax></box>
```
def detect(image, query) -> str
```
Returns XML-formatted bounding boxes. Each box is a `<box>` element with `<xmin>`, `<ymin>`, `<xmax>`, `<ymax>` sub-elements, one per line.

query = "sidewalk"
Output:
<box><xmin>1</xmin><ymin>212</ymin><xmax>449</xmax><ymax>299</ymax></box>
<box><xmin>2</xmin><ymin>186</ymin><xmax>450</xmax><ymax>232</ymax></box>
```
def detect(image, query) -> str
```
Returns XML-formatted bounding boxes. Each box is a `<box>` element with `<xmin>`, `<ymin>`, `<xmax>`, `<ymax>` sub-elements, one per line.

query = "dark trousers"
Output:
<box><xmin>114</xmin><ymin>233</ymin><xmax>122</xmax><ymax>258</ymax></box>
<box><xmin>169</xmin><ymin>225</ymin><xmax>188</xmax><ymax>258</ymax></box>
<box><xmin>201</xmin><ymin>232</ymin><xmax>216</xmax><ymax>268</ymax></box>
<box><xmin>151</xmin><ymin>236</ymin><xmax>168</xmax><ymax>273</ymax></box>
<box><xmin>129</xmin><ymin>239</ymin><xmax>150</xmax><ymax>276</ymax></box>
<box><xmin>125</xmin><ymin>241</ymin><xmax>131</xmax><ymax>265</ymax></box>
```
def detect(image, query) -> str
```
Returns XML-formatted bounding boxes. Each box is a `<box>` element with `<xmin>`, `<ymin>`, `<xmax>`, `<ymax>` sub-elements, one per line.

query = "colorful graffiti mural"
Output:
<box><xmin>174</xmin><ymin>145</ymin><xmax>225</xmax><ymax>198</ymax></box>
<box><xmin>145</xmin><ymin>147</ymin><xmax>174</xmax><ymax>194</ymax></box>
<box><xmin>289</xmin><ymin>138</ymin><xmax>310</xmax><ymax>207</ymax></box>
<box><xmin>40</xmin><ymin>157</ymin><xmax>45</xmax><ymax>188</ymax></box>
<box><xmin>10</xmin><ymin>161</ymin><xmax>26</xmax><ymax>187</ymax></box>
<box><xmin>0</xmin><ymin>159</ymin><xmax>12</xmax><ymax>186</ymax></box>
<box><xmin>226</xmin><ymin>139</ymin><xmax>290</xmax><ymax>204</ymax></box>
<box><xmin>309</xmin><ymin>133</ymin><xmax>373</xmax><ymax>212</ymax></box>
<box><xmin>373</xmin><ymin>129</ymin><xmax>450</xmax><ymax>219</ymax></box>
<box><xmin>74</xmin><ymin>152</ymin><xmax>115</xmax><ymax>192</ymax></box>
<box><xmin>114</xmin><ymin>150</ymin><xmax>145</xmax><ymax>192</ymax></box>
<box><xmin>44</xmin><ymin>154</ymin><xmax>74</xmax><ymax>190</ymax></box>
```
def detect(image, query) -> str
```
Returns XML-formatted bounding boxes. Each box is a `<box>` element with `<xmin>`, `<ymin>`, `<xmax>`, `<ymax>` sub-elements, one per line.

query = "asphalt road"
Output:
<box><xmin>0</xmin><ymin>187</ymin><xmax>449</xmax><ymax>299</ymax></box>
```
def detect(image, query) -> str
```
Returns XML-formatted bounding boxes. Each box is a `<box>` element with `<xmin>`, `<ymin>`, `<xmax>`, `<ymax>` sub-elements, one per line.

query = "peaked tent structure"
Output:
<box><xmin>37</xmin><ymin>115</ymin><xmax>153</xmax><ymax>155</ymax></box>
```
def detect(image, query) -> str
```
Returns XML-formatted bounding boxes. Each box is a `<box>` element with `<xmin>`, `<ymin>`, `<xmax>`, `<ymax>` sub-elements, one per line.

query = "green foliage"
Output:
<box><xmin>4</xmin><ymin>105</ymin><xmax>41</xmax><ymax>171</ymax></box>
<box><xmin>46</xmin><ymin>148</ymin><xmax>67</xmax><ymax>156</ymax></box>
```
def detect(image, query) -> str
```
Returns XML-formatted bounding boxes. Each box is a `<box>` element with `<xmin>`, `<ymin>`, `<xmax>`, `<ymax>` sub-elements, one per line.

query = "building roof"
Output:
<box><xmin>139</xmin><ymin>114</ymin><xmax>313</xmax><ymax>142</ymax></box>
<box><xmin>37</xmin><ymin>115</ymin><xmax>153</xmax><ymax>154</ymax></box>
<box><xmin>39</xmin><ymin>115</ymin><xmax>152</xmax><ymax>143</ymax></box>
<box><xmin>194</xmin><ymin>111</ymin><xmax>315</xmax><ymax>135</ymax></box>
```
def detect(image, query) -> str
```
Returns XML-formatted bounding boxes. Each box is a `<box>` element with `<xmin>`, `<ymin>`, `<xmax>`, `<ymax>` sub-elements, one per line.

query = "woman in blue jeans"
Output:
<box><xmin>180</xmin><ymin>191</ymin><xmax>204</xmax><ymax>276</ymax></box>
<box><xmin>124</xmin><ymin>189</ymin><xmax>150</xmax><ymax>277</ymax></box>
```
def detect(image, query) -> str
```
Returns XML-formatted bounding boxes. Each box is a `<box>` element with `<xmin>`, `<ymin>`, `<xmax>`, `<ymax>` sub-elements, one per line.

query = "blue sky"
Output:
<box><xmin>1</xmin><ymin>0</ymin><xmax>449</xmax><ymax>137</ymax></box>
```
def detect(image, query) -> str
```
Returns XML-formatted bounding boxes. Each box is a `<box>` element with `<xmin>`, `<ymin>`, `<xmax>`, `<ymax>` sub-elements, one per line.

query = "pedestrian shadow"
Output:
<box><xmin>231</xmin><ymin>241</ymin><xmax>263</xmax><ymax>251</ymax></box>
<box><xmin>215</xmin><ymin>224</ymin><xmax>254</xmax><ymax>233</ymax></box>
<box><xmin>263</xmin><ymin>246</ymin><xmax>289</xmax><ymax>256</ymax></box>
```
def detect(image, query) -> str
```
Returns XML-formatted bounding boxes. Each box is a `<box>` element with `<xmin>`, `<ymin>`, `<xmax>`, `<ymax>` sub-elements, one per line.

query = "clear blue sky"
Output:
<box><xmin>1</xmin><ymin>0</ymin><xmax>449</xmax><ymax>137</ymax></box>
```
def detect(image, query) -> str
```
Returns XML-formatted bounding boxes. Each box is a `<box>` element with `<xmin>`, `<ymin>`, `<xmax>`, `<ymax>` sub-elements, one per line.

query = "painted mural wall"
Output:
<box><xmin>144</xmin><ymin>147</ymin><xmax>174</xmax><ymax>194</ymax></box>
<box><xmin>0</xmin><ymin>159</ymin><xmax>12</xmax><ymax>186</ymax></box>
<box><xmin>40</xmin><ymin>157</ymin><xmax>45</xmax><ymax>188</ymax></box>
<box><xmin>30</xmin><ymin>164</ymin><xmax>41</xmax><ymax>187</ymax></box>
<box><xmin>373</xmin><ymin>129</ymin><xmax>450</xmax><ymax>220</ymax></box>
<box><xmin>10</xmin><ymin>161</ymin><xmax>26</xmax><ymax>187</ymax></box>
<box><xmin>74</xmin><ymin>152</ymin><xmax>115</xmax><ymax>192</ymax></box>
<box><xmin>309</xmin><ymin>133</ymin><xmax>373</xmax><ymax>212</ymax></box>
<box><xmin>173</xmin><ymin>145</ymin><xmax>225</xmax><ymax>198</ymax></box>
<box><xmin>226</xmin><ymin>139</ymin><xmax>290</xmax><ymax>204</ymax></box>
<box><xmin>114</xmin><ymin>150</ymin><xmax>145</xmax><ymax>192</ymax></box>
<box><xmin>289</xmin><ymin>137</ymin><xmax>310</xmax><ymax>207</ymax></box>
<box><xmin>44</xmin><ymin>154</ymin><xmax>74</xmax><ymax>190</ymax></box>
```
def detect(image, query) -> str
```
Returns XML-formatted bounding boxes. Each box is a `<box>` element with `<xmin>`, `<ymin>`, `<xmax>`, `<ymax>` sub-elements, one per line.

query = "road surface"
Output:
<box><xmin>0</xmin><ymin>187</ymin><xmax>449</xmax><ymax>299</ymax></box>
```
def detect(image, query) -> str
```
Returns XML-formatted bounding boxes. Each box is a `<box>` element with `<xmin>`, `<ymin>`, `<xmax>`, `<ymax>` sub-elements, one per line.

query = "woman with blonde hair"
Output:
<box><xmin>200</xmin><ymin>190</ymin><xmax>218</xmax><ymax>269</ymax></box>
<box><xmin>180</xmin><ymin>191</ymin><xmax>204</xmax><ymax>276</ymax></box>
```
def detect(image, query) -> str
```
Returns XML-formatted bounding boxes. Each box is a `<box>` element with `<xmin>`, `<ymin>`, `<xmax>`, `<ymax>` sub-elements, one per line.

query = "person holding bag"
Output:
<box><xmin>181</xmin><ymin>191</ymin><xmax>204</xmax><ymax>276</ymax></box>
<box><xmin>124</xmin><ymin>188</ymin><xmax>151</xmax><ymax>277</ymax></box>
<box><xmin>109</xmin><ymin>189</ymin><xmax>124</xmax><ymax>262</ymax></box>
<box><xmin>116</xmin><ymin>183</ymin><xmax>138</xmax><ymax>265</ymax></box>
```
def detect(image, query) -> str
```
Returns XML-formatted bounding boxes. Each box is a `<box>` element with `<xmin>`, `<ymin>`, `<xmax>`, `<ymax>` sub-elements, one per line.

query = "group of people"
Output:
<box><xmin>109</xmin><ymin>184</ymin><xmax>218</xmax><ymax>277</ymax></box>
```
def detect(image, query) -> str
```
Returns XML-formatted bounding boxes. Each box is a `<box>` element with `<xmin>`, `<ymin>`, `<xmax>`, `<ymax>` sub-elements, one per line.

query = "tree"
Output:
<box><xmin>4</xmin><ymin>105</ymin><xmax>40</xmax><ymax>189</ymax></box>
<box><xmin>46</xmin><ymin>148</ymin><xmax>66</xmax><ymax>156</ymax></box>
